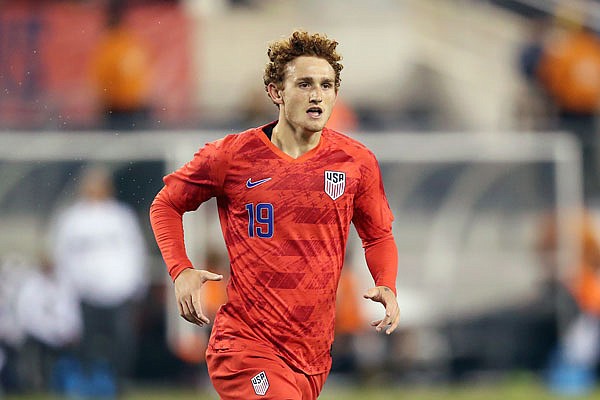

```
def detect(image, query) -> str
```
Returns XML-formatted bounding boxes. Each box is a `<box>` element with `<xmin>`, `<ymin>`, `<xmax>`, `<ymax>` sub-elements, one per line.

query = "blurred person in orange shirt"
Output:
<box><xmin>535</xmin><ymin>17</ymin><xmax>600</xmax><ymax>199</ymax></box>
<box><xmin>201</xmin><ymin>249</ymin><xmax>229</xmax><ymax>323</ymax></box>
<box><xmin>537</xmin><ymin>208</ymin><xmax>600</xmax><ymax>317</ymax></box>
<box><xmin>539</xmin><ymin>208</ymin><xmax>600</xmax><ymax>394</ymax></box>
<box><xmin>90</xmin><ymin>1</ymin><xmax>151</xmax><ymax>131</ymax></box>
<box><xmin>331</xmin><ymin>255</ymin><xmax>364</xmax><ymax>379</ymax></box>
<box><xmin>567</xmin><ymin>214</ymin><xmax>600</xmax><ymax>317</ymax></box>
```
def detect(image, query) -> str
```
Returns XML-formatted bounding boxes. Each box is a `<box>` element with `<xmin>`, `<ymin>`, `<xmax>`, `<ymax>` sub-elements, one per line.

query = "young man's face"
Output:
<box><xmin>277</xmin><ymin>56</ymin><xmax>337</xmax><ymax>134</ymax></box>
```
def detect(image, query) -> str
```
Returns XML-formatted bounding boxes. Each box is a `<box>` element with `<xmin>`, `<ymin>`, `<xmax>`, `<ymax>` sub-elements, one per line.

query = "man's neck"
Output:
<box><xmin>271</xmin><ymin>120</ymin><xmax>321</xmax><ymax>159</ymax></box>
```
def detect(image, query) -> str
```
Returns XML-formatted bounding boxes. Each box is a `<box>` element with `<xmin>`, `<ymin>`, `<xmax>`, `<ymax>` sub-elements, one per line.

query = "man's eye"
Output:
<box><xmin>299</xmin><ymin>82</ymin><xmax>310</xmax><ymax>88</ymax></box>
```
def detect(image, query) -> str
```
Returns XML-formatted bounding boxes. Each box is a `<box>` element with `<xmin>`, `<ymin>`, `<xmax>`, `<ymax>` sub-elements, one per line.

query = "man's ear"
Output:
<box><xmin>267</xmin><ymin>83</ymin><xmax>283</xmax><ymax>105</ymax></box>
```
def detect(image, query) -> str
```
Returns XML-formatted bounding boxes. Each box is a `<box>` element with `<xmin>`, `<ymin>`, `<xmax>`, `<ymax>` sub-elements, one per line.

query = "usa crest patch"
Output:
<box><xmin>324</xmin><ymin>170</ymin><xmax>346</xmax><ymax>200</ymax></box>
<box><xmin>251</xmin><ymin>371</ymin><xmax>269</xmax><ymax>396</ymax></box>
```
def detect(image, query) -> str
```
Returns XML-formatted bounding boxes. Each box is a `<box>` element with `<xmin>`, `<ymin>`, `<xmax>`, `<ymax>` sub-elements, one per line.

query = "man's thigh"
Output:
<box><xmin>206</xmin><ymin>349</ymin><xmax>327</xmax><ymax>400</ymax></box>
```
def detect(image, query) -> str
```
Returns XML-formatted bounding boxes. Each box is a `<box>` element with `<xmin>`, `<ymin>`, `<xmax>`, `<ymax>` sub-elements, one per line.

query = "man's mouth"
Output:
<box><xmin>307</xmin><ymin>107</ymin><xmax>323</xmax><ymax>118</ymax></box>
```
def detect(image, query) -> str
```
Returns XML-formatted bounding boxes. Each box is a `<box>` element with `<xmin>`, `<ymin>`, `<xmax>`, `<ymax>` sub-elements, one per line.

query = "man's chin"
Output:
<box><xmin>303</xmin><ymin>120</ymin><xmax>327</xmax><ymax>133</ymax></box>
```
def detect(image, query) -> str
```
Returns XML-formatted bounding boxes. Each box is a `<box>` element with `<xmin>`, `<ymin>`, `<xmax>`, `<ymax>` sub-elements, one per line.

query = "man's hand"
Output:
<box><xmin>363</xmin><ymin>286</ymin><xmax>400</xmax><ymax>335</ymax></box>
<box><xmin>174</xmin><ymin>268</ymin><xmax>223</xmax><ymax>326</ymax></box>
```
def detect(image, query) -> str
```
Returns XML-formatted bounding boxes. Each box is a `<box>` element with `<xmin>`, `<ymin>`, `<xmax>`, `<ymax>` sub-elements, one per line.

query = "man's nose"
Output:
<box><xmin>309</xmin><ymin>89</ymin><xmax>323</xmax><ymax>103</ymax></box>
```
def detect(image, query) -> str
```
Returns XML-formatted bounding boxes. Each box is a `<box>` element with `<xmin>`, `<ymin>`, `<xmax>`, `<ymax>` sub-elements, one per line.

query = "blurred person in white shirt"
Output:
<box><xmin>50</xmin><ymin>165</ymin><xmax>148</xmax><ymax>393</ymax></box>
<box><xmin>0</xmin><ymin>255</ymin><xmax>32</xmax><ymax>393</ymax></box>
<box><xmin>16</xmin><ymin>254</ymin><xmax>82</xmax><ymax>392</ymax></box>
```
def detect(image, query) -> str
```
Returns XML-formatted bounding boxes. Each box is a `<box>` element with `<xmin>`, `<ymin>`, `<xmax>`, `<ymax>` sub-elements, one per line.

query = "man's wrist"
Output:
<box><xmin>172</xmin><ymin>265</ymin><xmax>194</xmax><ymax>282</ymax></box>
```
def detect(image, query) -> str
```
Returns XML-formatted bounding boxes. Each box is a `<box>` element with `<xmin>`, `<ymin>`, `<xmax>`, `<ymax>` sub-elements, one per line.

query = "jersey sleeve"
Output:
<box><xmin>150</xmin><ymin>138</ymin><xmax>230</xmax><ymax>281</ymax></box>
<box><xmin>352</xmin><ymin>151</ymin><xmax>397</xmax><ymax>292</ymax></box>
<box><xmin>163</xmin><ymin>138</ymin><xmax>230</xmax><ymax>209</ymax></box>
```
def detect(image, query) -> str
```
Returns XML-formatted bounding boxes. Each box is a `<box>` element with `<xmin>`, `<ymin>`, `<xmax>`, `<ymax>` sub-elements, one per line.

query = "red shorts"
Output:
<box><xmin>206</xmin><ymin>346</ymin><xmax>329</xmax><ymax>400</ymax></box>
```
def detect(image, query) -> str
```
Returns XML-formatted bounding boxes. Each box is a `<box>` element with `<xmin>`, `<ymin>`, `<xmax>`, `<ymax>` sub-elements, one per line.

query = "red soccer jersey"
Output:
<box><xmin>152</xmin><ymin>122</ymin><xmax>396</xmax><ymax>374</ymax></box>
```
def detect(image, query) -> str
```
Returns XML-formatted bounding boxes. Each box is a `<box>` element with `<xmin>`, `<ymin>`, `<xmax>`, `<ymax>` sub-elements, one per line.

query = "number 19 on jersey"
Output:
<box><xmin>245</xmin><ymin>203</ymin><xmax>274</xmax><ymax>238</ymax></box>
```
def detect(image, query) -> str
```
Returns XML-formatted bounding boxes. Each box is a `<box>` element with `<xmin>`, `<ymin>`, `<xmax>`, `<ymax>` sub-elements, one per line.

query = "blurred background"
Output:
<box><xmin>2</xmin><ymin>0</ymin><xmax>600</xmax><ymax>398</ymax></box>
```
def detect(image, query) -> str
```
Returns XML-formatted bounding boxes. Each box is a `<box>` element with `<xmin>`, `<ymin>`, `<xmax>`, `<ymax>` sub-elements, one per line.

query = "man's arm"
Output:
<box><xmin>150</xmin><ymin>139</ymin><xmax>230</xmax><ymax>326</ymax></box>
<box><xmin>352</xmin><ymin>150</ymin><xmax>400</xmax><ymax>334</ymax></box>
<box><xmin>150</xmin><ymin>185</ymin><xmax>221</xmax><ymax>326</ymax></box>
<box><xmin>149</xmin><ymin>187</ymin><xmax>195</xmax><ymax>281</ymax></box>
<box><xmin>150</xmin><ymin>169</ymin><xmax>223</xmax><ymax>326</ymax></box>
<box><xmin>362</xmin><ymin>236</ymin><xmax>400</xmax><ymax>335</ymax></box>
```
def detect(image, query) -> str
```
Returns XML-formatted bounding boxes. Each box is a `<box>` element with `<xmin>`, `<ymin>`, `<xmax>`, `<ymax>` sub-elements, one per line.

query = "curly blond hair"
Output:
<box><xmin>263</xmin><ymin>30</ymin><xmax>343</xmax><ymax>95</ymax></box>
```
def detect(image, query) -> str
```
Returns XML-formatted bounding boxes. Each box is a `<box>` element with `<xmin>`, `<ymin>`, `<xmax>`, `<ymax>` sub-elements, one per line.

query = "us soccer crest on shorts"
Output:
<box><xmin>251</xmin><ymin>371</ymin><xmax>269</xmax><ymax>396</ymax></box>
<box><xmin>324</xmin><ymin>170</ymin><xmax>345</xmax><ymax>200</ymax></box>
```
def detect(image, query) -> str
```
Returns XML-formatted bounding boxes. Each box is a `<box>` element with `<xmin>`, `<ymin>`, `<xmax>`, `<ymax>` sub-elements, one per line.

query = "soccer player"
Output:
<box><xmin>150</xmin><ymin>30</ymin><xmax>400</xmax><ymax>399</ymax></box>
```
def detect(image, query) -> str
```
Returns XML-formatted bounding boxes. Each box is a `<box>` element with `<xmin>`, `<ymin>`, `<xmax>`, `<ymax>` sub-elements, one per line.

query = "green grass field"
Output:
<box><xmin>4</xmin><ymin>379</ymin><xmax>599</xmax><ymax>400</ymax></box>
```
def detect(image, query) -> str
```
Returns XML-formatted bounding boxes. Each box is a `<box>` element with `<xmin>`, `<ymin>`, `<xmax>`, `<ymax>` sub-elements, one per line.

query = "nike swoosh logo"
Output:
<box><xmin>246</xmin><ymin>177</ymin><xmax>272</xmax><ymax>188</ymax></box>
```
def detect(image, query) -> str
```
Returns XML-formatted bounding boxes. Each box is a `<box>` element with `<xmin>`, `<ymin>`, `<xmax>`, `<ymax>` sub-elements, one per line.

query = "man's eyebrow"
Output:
<box><xmin>296</xmin><ymin>76</ymin><xmax>334</xmax><ymax>83</ymax></box>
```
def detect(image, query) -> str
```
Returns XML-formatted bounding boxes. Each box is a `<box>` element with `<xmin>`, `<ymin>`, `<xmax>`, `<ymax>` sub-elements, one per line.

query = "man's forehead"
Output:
<box><xmin>285</xmin><ymin>56</ymin><xmax>335</xmax><ymax>79</ymax></box>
